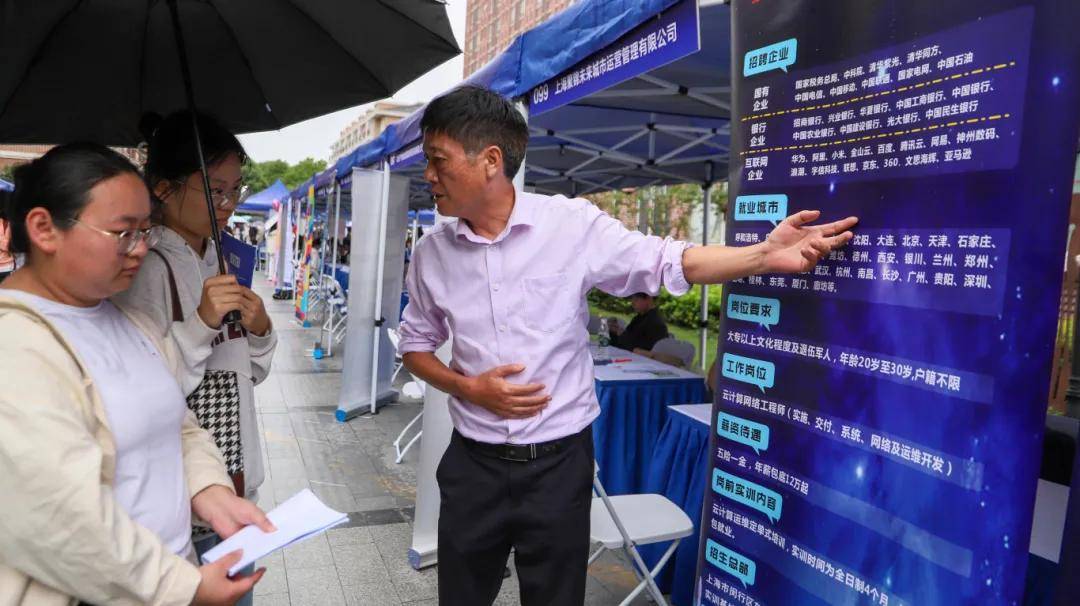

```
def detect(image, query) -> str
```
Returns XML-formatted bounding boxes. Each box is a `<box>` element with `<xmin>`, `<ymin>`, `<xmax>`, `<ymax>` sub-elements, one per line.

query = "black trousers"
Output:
<box><xmin>437</xmin><ymin>426</ymin><xmax>594</xmax><ymax>606</ymax></box>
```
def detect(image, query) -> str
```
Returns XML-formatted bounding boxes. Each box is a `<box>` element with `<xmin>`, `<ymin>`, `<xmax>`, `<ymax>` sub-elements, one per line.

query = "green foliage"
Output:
<box><xmin>587</xmin><ymin>284</ymin><xmax>723</xmax><ymax>332</ymax></box>
<box><xmin>242</xmin><ymin>157</ymin><xmax>327</xmax><ymax>193</ymax></box>
<box><xmin>0</xmin><ymin>165</ymin><xmax>14</xmax><ymax>181</ymax></box>
<box><xmin>241</xmin><ymin>159</ymin><xmax>288</xmax><ymax>193</ymax></box>
<box><xmin>285</xmin><ymin>158</ymin><xmax>328</xmax><ymax>189</ymax></box>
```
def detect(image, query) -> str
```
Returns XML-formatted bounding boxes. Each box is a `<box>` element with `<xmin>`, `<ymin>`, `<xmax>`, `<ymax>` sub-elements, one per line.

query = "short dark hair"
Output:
<box><xmin>420</xmin><ymin>85</ymin><xmax>528</xmax><ymax>179</ymax></box>
<box><xmin>8</xmin><ymin>143</ymin><xmax>141</xmax><ymax>255</ymax></box>
<box><xmin>140</xmin><ymin>110</ymin><xmax>246</xmax><ymax>191</ymax></box>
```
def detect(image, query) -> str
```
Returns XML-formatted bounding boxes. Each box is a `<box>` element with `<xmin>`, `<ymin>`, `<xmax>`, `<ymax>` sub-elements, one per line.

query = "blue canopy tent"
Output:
<box><xmin>364</xmin><ymin>0</ymin><xmax>689</xmax><ymax>184</ymax></box>
<box><xmin>236</xmin><ymin>179</ymin><xmax>289</xmax><ymax>214</ymax></box>
<box><xmin>407</xmin><ymin>209</ymin><xmax>436</xmax><ymax>226</ymax></box>
<box><xmin>0</xmin><ymin>178</ymin><xmax>12</xmax><ymax>192</ymax></box>
<box><xmin>328</xmin><ymin>0</ymin><xmax>728</xmax><ymax>217</ymax></box>
<box><xmin>338</xmin><ymin>0</ymin><xmax>728</xmax><ymax>372</ymax></box>
<box><xmin>524</xmin><ymin>0</ymin><xmax>731</xmax><ymax>196</ymax></box>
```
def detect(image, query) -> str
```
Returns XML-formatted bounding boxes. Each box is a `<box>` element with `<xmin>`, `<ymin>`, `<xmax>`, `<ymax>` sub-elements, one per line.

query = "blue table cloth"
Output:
<box><xmin>641</xmin><ymin>406</ymin><xmax>711</xmax><ymax>606</ymax></box>
<box><xmin>593</xmin><ymin>378</ymin><xmax>706</xmax><ymax>496</ymax></box>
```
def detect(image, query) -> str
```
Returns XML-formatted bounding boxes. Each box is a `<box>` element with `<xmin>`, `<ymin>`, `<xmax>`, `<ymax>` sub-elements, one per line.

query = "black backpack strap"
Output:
<box><xmin>148</xmin><ymin>249</ymin><xmax>183</xmax><ymax>323</ymax></box>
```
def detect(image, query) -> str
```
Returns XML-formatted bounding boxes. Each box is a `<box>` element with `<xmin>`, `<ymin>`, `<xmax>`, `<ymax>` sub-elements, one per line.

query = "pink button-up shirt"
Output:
<box><xmin>398</xmin><ymin>191</ymin><xmax>692</xmax><ymax>444</ymax></box>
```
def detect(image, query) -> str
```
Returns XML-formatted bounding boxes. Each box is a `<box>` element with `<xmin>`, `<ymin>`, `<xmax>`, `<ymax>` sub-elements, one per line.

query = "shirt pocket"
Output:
<box><xmin>522</xmin><ymin>272</ymin><xmax>575</xmax><ymax>332</ymax></box>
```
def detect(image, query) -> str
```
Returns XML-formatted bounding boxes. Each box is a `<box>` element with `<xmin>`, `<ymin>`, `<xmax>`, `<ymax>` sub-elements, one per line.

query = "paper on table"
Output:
<box><xmin>201</xmin><ymin>488</ymin><xmax>349</xmax><ymax>575</ymax></box>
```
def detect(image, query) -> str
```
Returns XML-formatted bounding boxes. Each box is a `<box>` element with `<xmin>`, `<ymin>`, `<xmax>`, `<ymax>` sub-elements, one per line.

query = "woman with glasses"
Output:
<box><xmin>0</xmin><ymin>143</ymin><xmax>271</xmax><ymax>605</ymax></box>
<box><xmin>115</xmin><ymin>112</ymin><xmax>276</xmax><ymax>599</ymax></box>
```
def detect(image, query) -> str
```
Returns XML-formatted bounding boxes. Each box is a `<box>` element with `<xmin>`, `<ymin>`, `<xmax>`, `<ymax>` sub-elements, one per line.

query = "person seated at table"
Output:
<box><xmin>609</xmin><ymin>292</ymin><xmax>669</xmax><ymax>352</ymax></box>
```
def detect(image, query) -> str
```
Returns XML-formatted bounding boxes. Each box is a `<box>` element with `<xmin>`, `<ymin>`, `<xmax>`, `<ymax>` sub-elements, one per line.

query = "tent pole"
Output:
<box><xmin>513</xmin><ymin>99</ymin><xmax>529</xmax><ymax>190</ymax></box>
<box><xmin>293</xmin><ymin>194</ymin><xmax>302</xmax><ymax>264</ymax></box>
<box><xmin>331</xmin><ymin>178</ymin><xmax>341</xmax><ymax>285</ymax></box>
<box><xmin>328</xmin><ymin>177</ymin><xmax>342</xmax><ymax>357</ymax></box>
<box><xmin>700</xmin><ymin>162</ymin><xmax>715</xmax><ymax>374</ymax></box>
<box><xmin>410</xmin><ymin>216</ymin><xmax>419</xmax><ymax>257</ymax></box>
<box><xmin>699</xmin><ymin>182</ymin><xmax>712</xmax><ymax>373</ymax></box>
<box><xmin>369</xmin><ymin>162</ymin><xmax>392</xmax><ymax>415</ymax></box>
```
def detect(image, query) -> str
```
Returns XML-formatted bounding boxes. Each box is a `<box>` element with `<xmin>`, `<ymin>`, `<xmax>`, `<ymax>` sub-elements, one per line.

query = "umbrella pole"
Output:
<box><xmin>165</xmin><ymin>0</ymin><xmax>238</xmax><ymax>323</ymax></box>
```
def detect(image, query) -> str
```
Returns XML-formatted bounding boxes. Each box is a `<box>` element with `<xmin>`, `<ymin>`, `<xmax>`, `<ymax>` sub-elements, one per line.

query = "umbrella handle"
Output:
<box><xmin>165</xmin><ymin>0</ymin><xmax>239</xmax><ymax>326</ymax></box>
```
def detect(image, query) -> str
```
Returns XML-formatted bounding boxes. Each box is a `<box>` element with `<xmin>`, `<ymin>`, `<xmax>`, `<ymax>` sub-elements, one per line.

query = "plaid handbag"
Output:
<box><xmin>187</xmin><ymin>369</ymin><xmax>245</xmax><ymax>475</ymax></box>
<box><xmin>149</xmin><ymin>250</ymin><xmax>246</xmax><ymax>494</ymax></box>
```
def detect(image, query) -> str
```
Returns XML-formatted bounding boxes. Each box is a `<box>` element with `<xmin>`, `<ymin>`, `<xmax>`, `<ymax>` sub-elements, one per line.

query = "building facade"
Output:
<box><xmin>0</xmin><ymin>144</ymin><xmax>143</xmax><ymax>173</ymax></box>
<box><xmin>464</xmin><ymin>0</ymin><xmax>574</xmax><ymax>77</ymax></box>
<box><xmin>329</xmin><ymin>101</ymin><xmax>423</xmax><ymax>163</ymax></box>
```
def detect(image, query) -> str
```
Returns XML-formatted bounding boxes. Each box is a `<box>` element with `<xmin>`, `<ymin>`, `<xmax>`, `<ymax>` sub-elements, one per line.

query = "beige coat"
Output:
<box><xmin>0</xmin><ymin>295</ymin><xmax>234</xmax><ymax>606</ymax></box>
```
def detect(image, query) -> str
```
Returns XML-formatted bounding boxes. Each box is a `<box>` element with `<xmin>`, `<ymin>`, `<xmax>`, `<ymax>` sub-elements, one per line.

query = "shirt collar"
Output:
<box><xmin>454</xmin><ymin>190</ymin><xmax>538</xmax><ymax>244</ymax></box>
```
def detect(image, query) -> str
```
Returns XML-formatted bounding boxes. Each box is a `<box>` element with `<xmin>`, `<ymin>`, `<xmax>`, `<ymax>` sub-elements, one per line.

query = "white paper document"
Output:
<box><xmin>201</xmin><ymin>488</ymin><xmax>349</xmax><ymax>575</ymax></box>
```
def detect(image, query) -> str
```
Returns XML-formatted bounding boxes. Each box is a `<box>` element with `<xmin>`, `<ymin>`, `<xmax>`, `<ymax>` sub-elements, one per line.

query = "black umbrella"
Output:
<box><xmin>0</xmin><ymin>0</ymin><xmax>458</xmax><ymax>297</ymax></box>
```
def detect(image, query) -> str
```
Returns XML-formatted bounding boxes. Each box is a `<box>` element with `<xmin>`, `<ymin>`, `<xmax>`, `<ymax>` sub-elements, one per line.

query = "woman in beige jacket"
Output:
<box><xmin>0</xmin><ymin>144</ymin><xmax>272</xmax><ymax>606</ymax></box>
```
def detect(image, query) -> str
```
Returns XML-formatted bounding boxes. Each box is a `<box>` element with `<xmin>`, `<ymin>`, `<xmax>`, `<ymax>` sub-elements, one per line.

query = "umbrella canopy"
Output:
<box><xmin>0</xmin><ymin>0</ymin><xmax>459</xmax><ymax>145</ymax></box>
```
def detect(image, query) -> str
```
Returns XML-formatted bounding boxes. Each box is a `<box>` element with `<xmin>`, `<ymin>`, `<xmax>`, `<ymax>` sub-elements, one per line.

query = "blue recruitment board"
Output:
<box><xmin>528</xmin><ymin>0</ymin><xmax>701</xmax><ymax>115</ymax></box>
<box><xmin>697</xmin><ymin>1</ymin><xmax>1080</xmax><ymax>605</ymax></box>
<box><xmin>220</xmin><ymin>233</ymin><xmax>256</xmax><ymax>288</ymax></box>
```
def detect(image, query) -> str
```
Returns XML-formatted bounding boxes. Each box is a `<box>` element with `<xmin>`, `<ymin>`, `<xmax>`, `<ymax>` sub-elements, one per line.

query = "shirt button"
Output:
<box><xmin>499</xmin><ymin>324</ymin><xmax>507</xmax><ymax>332</ymax></box>
<box><xmin>493</xmin><ymin>283</ymin><xmax>500</xmax><ymax>291</ymax></box>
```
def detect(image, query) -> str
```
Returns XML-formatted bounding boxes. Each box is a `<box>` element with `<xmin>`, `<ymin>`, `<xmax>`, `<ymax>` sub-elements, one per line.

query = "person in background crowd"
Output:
<box><xmin>114</xmin><ymin>111</ymin><xmax>277</xmax><ymax>606</ymax></box>
<box><xmin>339</xmin><ymin>228</ymin><xmax>351</xmax><ymax>265</ymax></box>
<box><xmin>0</xmin><ymin>190</ymin><xmax>15</xmax><ymax>282</ymax></box>
<box><xmin>248</xmin><ymin>224</ymin><xmax>259</xmax><ymax>247</ymax></box>
<box><xmin>0</xmin><ymin>143</ymin><xmax>272</xmax><ymax>606</ymax></box>
<box><xmin>608</xmin><ymin>292</ymin><xmax>669</xmax><ymax>353</ymax></box>
<box><xmin>399</xmin><ymin>85</ymin><xmax>858</xmax><ymax>605</ymax></box>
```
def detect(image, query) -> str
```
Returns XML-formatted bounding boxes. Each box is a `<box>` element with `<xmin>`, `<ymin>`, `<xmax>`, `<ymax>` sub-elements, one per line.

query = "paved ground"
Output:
<box><xmin>249</xmin><ymin>274</ymin><xmax>652</xmax><ymax>605</ymax></box>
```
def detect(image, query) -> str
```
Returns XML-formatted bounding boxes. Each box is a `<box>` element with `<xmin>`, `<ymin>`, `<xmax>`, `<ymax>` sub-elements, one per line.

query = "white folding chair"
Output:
<box><xmin>589</xmin><ymin>467</ymin><xmax>693</xmax><ymax>605</ymax></box>
<box><xmin>393</xmin><ymin>379</ymin><xmax>426</xmax><ymax>464</ymax></box>
<box><xmin>386</xmin><ymin>328</ymin><xmax>405</xmax><ymax>384</ymax></box>
<box><xmin>313</xmin><ymin>275</ymin><xmax>347</xmax><ymax>355</ymax></box>
<box><xmin>651</xmin><ymin>337</ymin><xmax>696</xmax><ymax>368</ymax></box>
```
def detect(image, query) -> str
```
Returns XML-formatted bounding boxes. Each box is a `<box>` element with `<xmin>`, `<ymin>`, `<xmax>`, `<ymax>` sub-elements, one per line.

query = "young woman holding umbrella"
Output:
<box><xmin>115</xmin><ymin>112</ymin><xmax>277</xmax><ymax>591</ymax></box>
<box><xmin>0</xmin><ymin>143</ymin><xmax>271</xmax><ymax>605</ymax></box>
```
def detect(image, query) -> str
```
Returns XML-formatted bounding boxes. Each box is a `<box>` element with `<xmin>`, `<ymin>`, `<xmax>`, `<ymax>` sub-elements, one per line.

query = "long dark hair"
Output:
<box><xmin>139</xmin><ymin>111</ymin><xmax>247</xmax><ymax>197</ymax></box>
<box><xmin>7</xmin><ymin>143</ymin><xmax>140</xmax><ymax>256</ymax></box>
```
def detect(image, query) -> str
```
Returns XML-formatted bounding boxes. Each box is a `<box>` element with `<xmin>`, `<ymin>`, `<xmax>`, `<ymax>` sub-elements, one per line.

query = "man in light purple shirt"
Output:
<box><xmin>400</xmin><ymin>86</ymin><xmax>857</xmax><ymax>606</ymax></box>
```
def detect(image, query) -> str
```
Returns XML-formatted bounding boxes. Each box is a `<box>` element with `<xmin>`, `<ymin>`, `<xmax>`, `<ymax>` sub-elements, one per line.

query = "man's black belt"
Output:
<box><xmin>459</xmin><ymin>431</ymin><xmax>578</xmax><ymax>462</ymax></box>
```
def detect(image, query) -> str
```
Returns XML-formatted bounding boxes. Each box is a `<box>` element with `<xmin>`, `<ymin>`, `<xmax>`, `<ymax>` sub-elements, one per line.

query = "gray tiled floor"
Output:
<box><xmin>249</xmin><ymin>274</ymin><xmax>652</xmax><ymax>605</ymax></box>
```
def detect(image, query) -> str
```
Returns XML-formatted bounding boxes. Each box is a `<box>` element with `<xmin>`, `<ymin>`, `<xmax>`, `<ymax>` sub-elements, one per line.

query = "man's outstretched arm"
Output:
<box><xmin>682</xmin><ymin>210</ymin><xmax>858</xmax><ymax>284</ymax></box>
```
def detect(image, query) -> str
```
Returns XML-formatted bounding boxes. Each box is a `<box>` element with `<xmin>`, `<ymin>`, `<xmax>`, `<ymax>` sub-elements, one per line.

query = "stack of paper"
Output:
<box><xmin>201</xmin><ymin>488</ymin><xmax>349</xmax><ymax>575</ymax></box>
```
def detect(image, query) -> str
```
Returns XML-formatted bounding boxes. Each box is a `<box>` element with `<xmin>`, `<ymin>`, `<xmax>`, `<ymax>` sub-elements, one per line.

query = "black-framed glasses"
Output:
<box><xmin>182</xmin><ymin>181</ymin><xmax>245</xmax><ymax>210</ymax></box>
<box><xmin>70</xmin><ymin>220</ymin><xmax>162</xmax><ymax>255</ymax></box>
